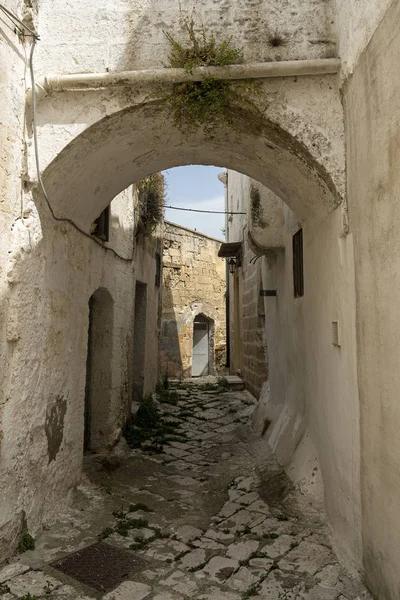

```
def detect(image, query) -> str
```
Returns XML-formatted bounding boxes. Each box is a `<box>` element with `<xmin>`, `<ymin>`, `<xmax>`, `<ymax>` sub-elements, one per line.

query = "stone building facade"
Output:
<box><xmin>161</xmin><ymin>222</ymin><xmax>226</xmax><ymax>378</ymax></box>
<box><xmin>233</xmin><ymin>235</ymin><xmax>268</xmax><ymax>399</ymax></box>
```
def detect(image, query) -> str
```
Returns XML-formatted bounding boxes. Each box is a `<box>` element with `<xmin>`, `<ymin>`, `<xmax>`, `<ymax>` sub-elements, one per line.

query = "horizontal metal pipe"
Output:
<box><xmin>26</xmin><ymin>58</ymin><xmax>341</xmax><ymax>104</ymax></box>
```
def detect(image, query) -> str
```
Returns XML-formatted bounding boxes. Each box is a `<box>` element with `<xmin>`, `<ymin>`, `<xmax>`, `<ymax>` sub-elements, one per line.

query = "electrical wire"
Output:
<box><xmin>164</xmin><ymin>204</ymin><xmax>246</xmax><ymax>215</ymax></box>
<box><xmin>0</xmin><ymin>3</ymin><xmax>38</xmax><ymax>38</ymax></box>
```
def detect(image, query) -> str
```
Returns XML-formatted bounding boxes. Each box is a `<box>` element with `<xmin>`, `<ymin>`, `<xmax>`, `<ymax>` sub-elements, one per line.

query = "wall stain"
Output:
<box><xmin>45</xmin><ymin>396</ymin><xmax>67</xmax><ymax>463</ymax></box>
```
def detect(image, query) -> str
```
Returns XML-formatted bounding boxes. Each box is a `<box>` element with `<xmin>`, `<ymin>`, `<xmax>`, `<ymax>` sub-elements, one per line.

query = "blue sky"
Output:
<box><xmin>163</xmin><ymin>166</ymin><xmax>226</xmax><ymax>240</ymax></box>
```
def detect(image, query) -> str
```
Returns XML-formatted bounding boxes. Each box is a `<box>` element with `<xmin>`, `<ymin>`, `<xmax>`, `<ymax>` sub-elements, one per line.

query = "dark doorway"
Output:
<box><xmin>84</xmin><ymin>288</ymin><xmax>114</xmax><ymax>452</ymax></box>
<box><xmin>132</xmin><ymin>282</ymin><xmax>147</xmax><ymax>403</ymax></box>
<box><xmin>84</xmin><ymin>296</ymin><xmax>94</xmax><ymax>451</ymax></box>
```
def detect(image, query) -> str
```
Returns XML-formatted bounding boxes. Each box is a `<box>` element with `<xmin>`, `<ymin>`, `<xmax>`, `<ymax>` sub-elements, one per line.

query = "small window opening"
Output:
<box><xmin>293</xmin><ymin>228</ymin><xmax>304</xmax><ymax>298</ymax></box>
<box><xmin>91</xmin><ymin>206</ymin><xmax>110</xmax><ymax>242</ymax></box>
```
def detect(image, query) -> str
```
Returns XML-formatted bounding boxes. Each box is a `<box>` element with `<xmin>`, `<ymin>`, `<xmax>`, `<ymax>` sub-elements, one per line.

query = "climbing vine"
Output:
<box><xmin>160</xmin><ymin>18</ymin><xmax>266</xmax><ymax>139</ymax></box>
<box><xmin>136</xmin><ymin>173</ymin><xmax>165</xmax><ymax>237</ymax></box>
<box><xmin>250</xmin><ymin>184</ymin><xmax>266</xmax><ymax>227</ymax></box>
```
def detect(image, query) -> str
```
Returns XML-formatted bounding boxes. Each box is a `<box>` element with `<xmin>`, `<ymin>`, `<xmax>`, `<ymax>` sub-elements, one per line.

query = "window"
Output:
<box><xmin>91</xmin><ymin>206</ymin><xmax>110</xmax><ymax>242</ymax></box>
<box><xmin>293</xmin><ymin>228</ymin><xmax>304</xmax><ymax>298</ymax></box>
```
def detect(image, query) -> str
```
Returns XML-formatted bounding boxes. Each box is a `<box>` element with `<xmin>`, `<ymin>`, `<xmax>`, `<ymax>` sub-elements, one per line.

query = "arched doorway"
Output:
<box><xmin>84</xmin><ymin>288</ymin><xmax>114</xmax><ymax>452</ymax></box>
<box><xmin>192</xmin><ymin>314</ymin><xmax>214</xmax><ymax>377</ymax></box>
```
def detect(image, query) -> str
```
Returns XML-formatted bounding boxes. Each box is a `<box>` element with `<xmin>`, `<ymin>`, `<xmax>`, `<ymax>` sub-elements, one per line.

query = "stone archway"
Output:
<box><xmin>39</xmin><ymin>99</ymin><xmax>343</xmax><ymax>232</ymax></box>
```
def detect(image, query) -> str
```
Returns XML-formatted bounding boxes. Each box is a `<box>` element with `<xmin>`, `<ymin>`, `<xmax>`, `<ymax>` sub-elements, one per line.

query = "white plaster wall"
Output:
<box><xmin>108</xmin><ymin>186</ymin><xmax>135</xmax><ymax>259</ymax></box>
<box><xmin>1</xmin><ymin>183</ymin><xmax>136</xmax><ymax>557</ymax></box>
<box><xmin>334</xmin><ymin>0</ymin><xmax>394</xmax><ymax>78</ymax></box>
<box><xmin>33</xmin><ymin>0</ymin><xmax>336</xmax><ymax>77</ymax></box>
<box><xmin>226</xmin><ymin>170</ymin><xmax>248</xmax><ymax>242</ymax></box>
<box><xmin>345</xmin><ymin>1</ymin><xmax>400</xmax><ymax>594</ymax></box>
<box><xmin>227</xmin><ymin>171</ymin><xmax>362</xmax><ymax>570</ymax></box>
<box><xmin>0</xmin><ymin>0</ymin><xmax>37</xmax><ymax>554</ymax></box>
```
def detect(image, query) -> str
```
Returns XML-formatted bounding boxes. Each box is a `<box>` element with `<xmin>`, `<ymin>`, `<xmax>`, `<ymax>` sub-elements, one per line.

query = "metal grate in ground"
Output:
<box><xmin>51</xmin><ymin>541</ymin><xmax>147</xmax><ymax>592</ymax></box>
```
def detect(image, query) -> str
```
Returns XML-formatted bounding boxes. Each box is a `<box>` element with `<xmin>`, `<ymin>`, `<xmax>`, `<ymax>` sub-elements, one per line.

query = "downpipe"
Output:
<box><xmin>26</xmin><ymin>58</ymin><xmax>341</xmax><ymax>104</ymax></box>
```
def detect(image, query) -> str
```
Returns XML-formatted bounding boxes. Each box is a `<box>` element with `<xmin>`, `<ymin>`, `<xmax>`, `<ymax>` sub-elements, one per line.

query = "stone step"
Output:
<box><xmin>224</xmin><ymin>375</ymin><xmax>245</xmax><ymax>391</ymax></box>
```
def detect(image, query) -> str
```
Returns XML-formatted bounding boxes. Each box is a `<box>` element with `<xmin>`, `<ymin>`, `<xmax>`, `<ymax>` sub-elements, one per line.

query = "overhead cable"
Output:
<box><xmin>0</xmin><ymin>3</ymin><xmax>39</xmax><ymax>38</ymax></box>
<box><xmin>164</xmin><ymin>205</ymin><xmax>246</xmax><ymax>215</ymax></box>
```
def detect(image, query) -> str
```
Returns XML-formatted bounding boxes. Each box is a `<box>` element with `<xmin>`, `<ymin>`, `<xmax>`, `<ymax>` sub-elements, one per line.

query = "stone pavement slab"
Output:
<box><xmin>103</xmin><ymin>581</ymin><xmax>151</xmax><ymax>600</ymax></box>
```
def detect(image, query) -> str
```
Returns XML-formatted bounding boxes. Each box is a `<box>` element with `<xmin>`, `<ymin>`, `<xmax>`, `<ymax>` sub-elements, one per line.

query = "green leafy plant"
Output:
<box><xmin>160</xmin><ymin>18</ymin><xmax>266</xmax><ymax>139</ymax></box>
<box><xmin>136</xmin><ymin>173</ymin><xmax>165</xmax><ymax>237</ymax></box>
<box><xmin>115</xmin><ymin>517</ymin><xmax>148</xmax><ymax>537</ymax></box>
<box><xmin>99</xmin><ymin>526</ymin><xmax>113</xmax><ymax>540</ymax></box>
<box><xmin>124</xmin><ymin>393</ymin><xmax>183</xmax><ymax>453</ymax></box>
<box><xmin>136</xmin><ymin>395</ymin><xmax>160</xmax><ymax>430</ymax></box>
<box><xmin>18</xmin><ymin>533</ymin><xmax>35</xmax><ymax>553</ymax></box>
<box><xmin>0</xmin><ymin>585</ymin><xmax>10</xmax><ymax>596</ymax></box>
<box><xmin>250</xmin><ymin>184</ymin><xmax>266</xmax><ymax>227</ymax></box>
<box><xmin>21</xmin><ymin>595</ymin><xmax>38</xmax><ymax>600</ymax></box>
<box><xmin>129</xmin><ymin>535</ymin><xmax>150</xmax><ymax>551</ymax></box>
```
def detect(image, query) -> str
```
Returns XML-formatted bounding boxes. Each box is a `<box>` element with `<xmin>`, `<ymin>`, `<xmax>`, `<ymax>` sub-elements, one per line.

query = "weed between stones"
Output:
<box><xmin>115</xmin><ymin>518</ymin><xmax>149</xmax><ymax>537</ymax></box>
<box><xmin>124</xmin><ymin>394</ymin><xmax>182</xmax><ymax>453</ymax></box>
<box><xmin>18</xmin><ymin>533</ymin><xmax>35</xmax><ymax>553</ymax></box>
<box><xmin>129</xmin><ymin>503</ymin><xmax>153</xmax><ymax>513</ymax></box>
<box><xmin>242</xmin><ymin>584</ymin><xmax>260</xmax><ymax>599</ymax></box>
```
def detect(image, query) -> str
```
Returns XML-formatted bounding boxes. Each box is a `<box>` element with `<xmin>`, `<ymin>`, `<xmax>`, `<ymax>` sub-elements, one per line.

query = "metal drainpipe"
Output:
<box><xmin>26</xmin><ymin>58</ymin><xmax>341</xmax><ymax>104</ymax></box>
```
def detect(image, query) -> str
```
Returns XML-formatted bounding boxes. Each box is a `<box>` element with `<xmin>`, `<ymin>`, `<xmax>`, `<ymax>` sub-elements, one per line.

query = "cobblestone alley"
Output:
<box><xmin>0</xmin><ymin>381</ymin><xmax>370</xmax><ymax>600</ymax></box>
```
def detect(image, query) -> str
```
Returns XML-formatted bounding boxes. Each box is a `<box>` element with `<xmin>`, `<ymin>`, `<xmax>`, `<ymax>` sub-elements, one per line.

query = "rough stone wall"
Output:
<box><xmin>161</xmin><ymin>222</ymin><xmax>226</xmax><ymax>378</ymax></box>
<box><xmin>0</xmin><ymin>0</ymin><xmax>32</xmax><ymax>556</ymax></box>
<box><xmin>241</xmin><ymin>232</ymin><xmax>268</xmax><ymax>399</ymax></box>
<box><xmin>0</xmin><ymin>185</ymin><xmax>136</xmax><ymax>559</ymax></box>
<box><xmin>227</xmin><ymin>171</ymin><xmax>269</xmax><ymax>399</ymax></box>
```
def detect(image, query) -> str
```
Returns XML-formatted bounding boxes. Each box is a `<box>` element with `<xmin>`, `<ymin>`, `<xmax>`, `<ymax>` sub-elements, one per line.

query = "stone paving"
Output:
<box><xmin>0</xmin><ymin>380</ymin><xmax>372</xmax><ymax>600</ymax></box>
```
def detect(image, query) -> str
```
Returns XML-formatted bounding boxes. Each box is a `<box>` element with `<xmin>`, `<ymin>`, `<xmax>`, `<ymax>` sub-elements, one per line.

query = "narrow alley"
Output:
<box><xmin>1</xmin><ymin>381</ymin><xmax>370</xmax><ymax>600</ymax></box>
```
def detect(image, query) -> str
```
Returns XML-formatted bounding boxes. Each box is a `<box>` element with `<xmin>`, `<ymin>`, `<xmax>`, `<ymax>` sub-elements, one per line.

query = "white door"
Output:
<box><xmin>192</xmin><ymin>322</ymin><xmax>209</xmax><ymax>376</ymax></box>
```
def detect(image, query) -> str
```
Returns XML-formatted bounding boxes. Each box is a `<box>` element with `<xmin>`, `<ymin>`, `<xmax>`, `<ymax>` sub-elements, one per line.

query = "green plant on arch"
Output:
<box><xmin>136</xmin><ymin>173</ymin><xmax>165</xmax><ymax>237</ymax></box>
<box><xmin>160</xmin><ymin>17</ymin><xmax>267</xmax><ymax>139</ymax></box>
<box><xmin>250</xmin><ymin>183</ymin><xmax>266</xmax><ymax>228</ymax></box>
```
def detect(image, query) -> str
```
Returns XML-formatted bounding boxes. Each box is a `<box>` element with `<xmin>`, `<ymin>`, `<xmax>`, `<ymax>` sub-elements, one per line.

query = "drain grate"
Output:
<box><xmin>51</xmin><ymin>542</ymin><xmax>147</xmax><ymax>592</ymax></box>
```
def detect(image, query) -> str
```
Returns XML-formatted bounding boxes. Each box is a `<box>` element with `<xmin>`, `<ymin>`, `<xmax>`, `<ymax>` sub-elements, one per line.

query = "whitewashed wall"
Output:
<box><xmin>227</xmin><ymin>170</ymin><xmax>362</xmax><ymax>570</ymax></box>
